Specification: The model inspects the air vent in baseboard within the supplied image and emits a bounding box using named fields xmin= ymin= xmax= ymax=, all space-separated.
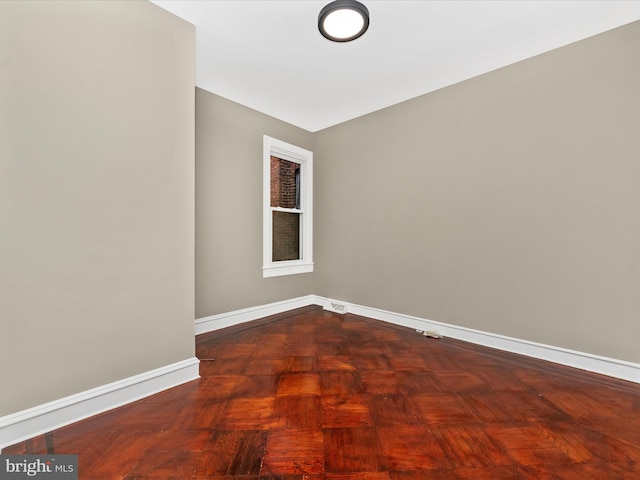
xmin=325 ymin=301 xmax=348 ymax=314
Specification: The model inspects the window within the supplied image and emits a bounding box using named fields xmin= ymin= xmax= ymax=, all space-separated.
xmin=263 ymin=136 xmax=313 ymax=277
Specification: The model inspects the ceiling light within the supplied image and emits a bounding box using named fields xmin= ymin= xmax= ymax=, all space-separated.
xmin=318 ymin=0 xmax=369 ymax=42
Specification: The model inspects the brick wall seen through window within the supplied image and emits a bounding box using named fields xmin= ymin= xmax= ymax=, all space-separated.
xmin=271 ymin=156 xmax=301 ymax=261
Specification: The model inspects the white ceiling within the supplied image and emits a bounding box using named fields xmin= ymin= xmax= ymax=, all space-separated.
xmin=152 ymin=1 xmax=640 ymax=132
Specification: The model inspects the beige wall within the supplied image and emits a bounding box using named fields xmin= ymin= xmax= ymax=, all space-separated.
xmin=195 ymin=89 xmax=314 ymax=317
xmin=3 ymin=2 xmax=636 ymax=420
xmin=314 ymin=21 xmax=640 ymax=363
xmin=0 ymin=1 xmax=195 ymax=415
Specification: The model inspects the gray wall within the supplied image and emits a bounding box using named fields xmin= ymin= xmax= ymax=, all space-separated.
xmin=0 ymin=1 xmax=195 ymax=415
xmin=314 ymin=21 xmax=640 ymax=363
xmin=195 ymin=90 xmax=314 ymax=317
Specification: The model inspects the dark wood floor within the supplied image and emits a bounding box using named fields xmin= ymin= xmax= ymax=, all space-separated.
xmin=4 ymin=306 xmax=640 ymax=479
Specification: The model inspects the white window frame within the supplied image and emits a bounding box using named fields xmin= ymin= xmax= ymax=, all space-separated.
xmin=263 ymin=135 xmax=313 ymax=278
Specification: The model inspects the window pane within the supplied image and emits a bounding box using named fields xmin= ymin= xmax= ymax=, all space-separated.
xmin=272 ymin=211 xmax=300 ymax=261
xmin=270 ymin=156 xmax=300 ymax=208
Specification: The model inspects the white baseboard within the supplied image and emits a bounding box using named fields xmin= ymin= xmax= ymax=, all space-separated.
xmin=0 ymin=357 xmax=200 ymax=451
xmin=197 ymin=295 xmax=640 ymax=385
xmin=194 ymin=295 xmax=322 ymax=335
xmin=343 ymin=300 xmax=640 ymax=384
xmin=4 ymin=298 xmax=635 ymax=451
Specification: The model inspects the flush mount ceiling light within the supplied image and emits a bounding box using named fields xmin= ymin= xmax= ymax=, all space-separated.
xmin=318 ymin=0 xmax=369 ymax=42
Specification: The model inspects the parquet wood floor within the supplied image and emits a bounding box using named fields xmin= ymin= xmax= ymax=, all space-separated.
xmin=4 ymin=306 xmax=640 ymax=479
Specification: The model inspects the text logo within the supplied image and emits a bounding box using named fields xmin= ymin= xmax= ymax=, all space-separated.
xmin=0 ymin=455 xmax=77 ymax=480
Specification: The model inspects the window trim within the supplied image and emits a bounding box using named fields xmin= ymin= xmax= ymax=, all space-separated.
xmin=263 ymin=135 xmax=313 ymax=278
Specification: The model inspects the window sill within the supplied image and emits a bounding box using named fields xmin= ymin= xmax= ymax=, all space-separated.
xmin=263 ymin=261 xmax=314 ymax=278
